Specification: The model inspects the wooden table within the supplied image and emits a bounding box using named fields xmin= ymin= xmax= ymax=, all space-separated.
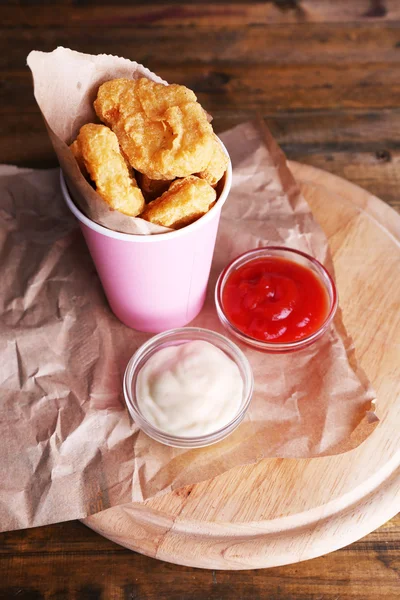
xmin=1 ymin=1 xmax=399 ymax=597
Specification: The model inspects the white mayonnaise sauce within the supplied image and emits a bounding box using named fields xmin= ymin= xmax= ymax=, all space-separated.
xmin=136 ymin=340 xmax=243 ymax=437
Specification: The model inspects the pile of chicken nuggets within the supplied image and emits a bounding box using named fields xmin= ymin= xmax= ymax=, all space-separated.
xmin=70 ymin=78 xmax=228 ymax=229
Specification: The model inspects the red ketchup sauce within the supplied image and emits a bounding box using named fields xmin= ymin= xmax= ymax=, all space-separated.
xmin=222 ymin=256 xmax=330 ymax=344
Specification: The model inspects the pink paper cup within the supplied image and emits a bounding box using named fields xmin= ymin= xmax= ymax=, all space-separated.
xmin=60 ymin=142 xmax=232 ymax=333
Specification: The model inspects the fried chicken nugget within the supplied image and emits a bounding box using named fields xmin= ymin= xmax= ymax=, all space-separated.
xmin=70 ymin=139 xmax=88 ymax=176
xmin=71 ymin=123 xmax=145 ymax=217
xmin=140 ymin=176 xmax=216 ymax=229
xmin=94 ymin=78 xmax=214 ymax=180
xmin=136 ymin=172 xmax=172 ymax=202
xmin=198 ymin=134 xmax=229 ymax=187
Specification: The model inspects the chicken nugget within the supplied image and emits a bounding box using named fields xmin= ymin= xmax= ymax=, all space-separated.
xmin=198 ymin=134 xmax=228 ymax=187
xmin=140 ymin=176 xmax=216 ymax=229
xmin=136 ymin=172 xmax=172 ymax=202
xmin=94 ymin=78 xmax=214 ymax=180
xmin=70 ymin=123 xmax=145 ymax=217
xmin=70 ymin=139 xmax=88 ymax=177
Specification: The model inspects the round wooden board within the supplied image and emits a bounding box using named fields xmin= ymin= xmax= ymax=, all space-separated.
xmin=83 ymin=163 xmax=400 ymax=570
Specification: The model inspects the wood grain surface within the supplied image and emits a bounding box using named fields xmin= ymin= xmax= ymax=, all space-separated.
xmin=82 ymin=162 xmax=400 ymax=570
xmin=1 ymin=0 xmax=399 ymax=597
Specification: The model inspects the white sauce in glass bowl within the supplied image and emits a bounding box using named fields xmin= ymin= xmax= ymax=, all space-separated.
xmin=136 ymin=340 xmax=243 ymax=437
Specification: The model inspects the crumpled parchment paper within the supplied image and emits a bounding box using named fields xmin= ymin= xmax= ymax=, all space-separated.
xmin=0 ymin=120 xmax=377 ymax=533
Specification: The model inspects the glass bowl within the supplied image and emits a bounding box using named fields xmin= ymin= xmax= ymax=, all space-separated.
xmin=215 ymin=246 xmax=338 ymax=353
xmin=123 ymin=327 xmax=254 ymax=448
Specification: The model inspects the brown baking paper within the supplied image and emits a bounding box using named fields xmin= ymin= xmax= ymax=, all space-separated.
xmin=0 ymin=120 xmax=377 ymax=532
xmin=27 ymin=47 xmax=171 ymax=234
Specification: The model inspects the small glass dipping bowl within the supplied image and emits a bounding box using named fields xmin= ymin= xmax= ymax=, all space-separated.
xmin=215 ymin=246 xmax=338 ymax=353
xmin=123 ymin=327 xmax=254 ymax=448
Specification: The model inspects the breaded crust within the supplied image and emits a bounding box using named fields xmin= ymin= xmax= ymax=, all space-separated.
xmin=94 ymin=78 xmax=214 ymax=180
xmin=71 ymin=123 xmax=145 ymax=217
xmin=140 ymin=176 xmax=216 ymax=229
xmin=70 ymin=139 xmax=88 ymax=176
xmin=198 ymin=134 xmax=229 ymax=187
xmin=136 ymin=172 xmax=172 ymax=202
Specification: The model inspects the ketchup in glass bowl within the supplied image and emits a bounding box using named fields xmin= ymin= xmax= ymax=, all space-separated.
xmin=215 ymin=247 xmax=338 ymax=353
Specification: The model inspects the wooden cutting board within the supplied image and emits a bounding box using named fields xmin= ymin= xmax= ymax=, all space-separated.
xmin=83 ymin=162 xmax=400 ymax=570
